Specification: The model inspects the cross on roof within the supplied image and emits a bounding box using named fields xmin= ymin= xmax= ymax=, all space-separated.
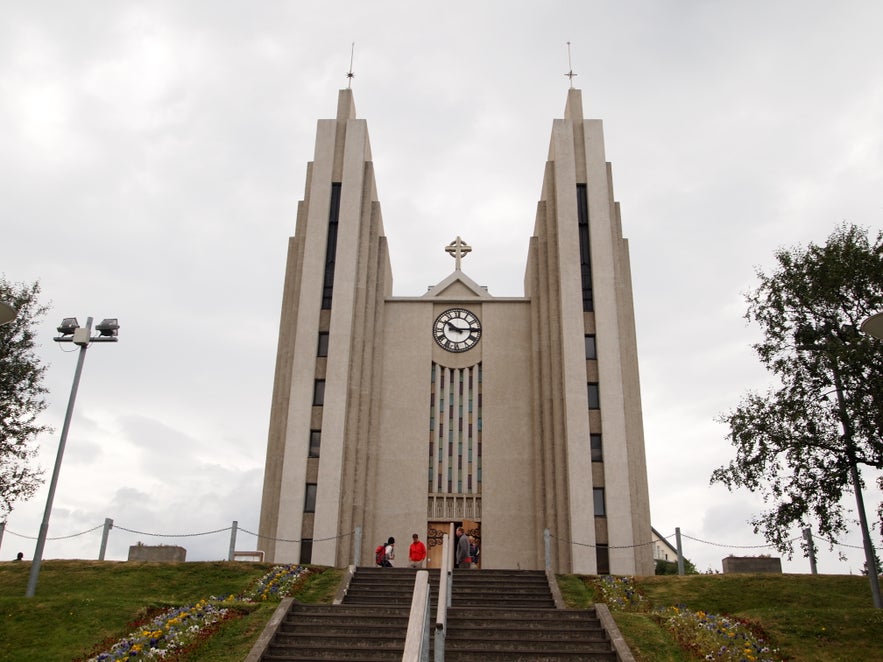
xmin=445 ymin=236 xmax=472 ymax=271
xmin=565 ymin=41 xmax=577 ymax=88
xmin=346 ymin=42 xmax=355 ymax=89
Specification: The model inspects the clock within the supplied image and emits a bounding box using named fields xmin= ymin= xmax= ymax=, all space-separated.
xmin=433 ymin=308 xmax=481 ymax=352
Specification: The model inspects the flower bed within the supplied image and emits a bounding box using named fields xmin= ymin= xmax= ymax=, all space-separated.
xmin=86 ymin=564 xmax=315 ymax=660
xmin=88 ymin=600 xmax=231 ymax=661
xmin=237 ymin=563 xmax=313 ymax=602
xmin=592 ymin=575 xmax=782 ymax=662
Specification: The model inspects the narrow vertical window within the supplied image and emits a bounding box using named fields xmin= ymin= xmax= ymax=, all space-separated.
xmin=313 ymin=380 xmax=325 ymax=406
xmin=299 ymin=538 xmax=313 ymax=564
xmin=304 ymin=483 xmax=317 ymax=512
xmin=584 ymin=334 xmax=597 ymax=359
xmin=587 ymin=383 xmax=600 ymax=409
xmin=590 ymin=434 xmax=603 ymax=462
xmin=593 ymin=488 xmax=606 ymax=517
xmin=577 ymin=184 xmax=594 ymax=312
xmin=309 ymin=430 xmax=321 ymax=458
xmin=317 ymin=332 xmax=330 ymax=357
xmin=321 ymin=183 xmax=342 ymax=309
xmin=596 ymin=544 xmax=610 ymax=574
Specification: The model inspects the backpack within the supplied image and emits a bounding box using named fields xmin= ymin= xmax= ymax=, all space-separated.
xmin=375 ymin=544 xmax=386 ymax=565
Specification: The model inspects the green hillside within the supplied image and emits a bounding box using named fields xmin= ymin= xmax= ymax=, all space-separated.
xmin=1 ymin=561 xmax=881 ymax=661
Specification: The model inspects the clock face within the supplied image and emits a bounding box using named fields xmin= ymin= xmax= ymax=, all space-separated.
xmin=433 ymin=308 xmax=481 ymax=353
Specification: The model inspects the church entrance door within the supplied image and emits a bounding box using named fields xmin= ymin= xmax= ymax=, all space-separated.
xmin=426 ymin=522 xmax=453 ymax=569
xmin=426 ymin=519 xmax=481 ymax=569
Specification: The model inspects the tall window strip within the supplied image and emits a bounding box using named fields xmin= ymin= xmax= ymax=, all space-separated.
xmin=321 ymin=183 xmax=342 ymax=310
xmin=429 ymin=362 xmax=482 ymax=496
xmin=576 ymin=184 xmax=594 ymax=312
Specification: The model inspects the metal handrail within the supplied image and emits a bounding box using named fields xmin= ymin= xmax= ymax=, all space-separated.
xmin=402 ymin=570 xmax=431 ymax=661
xmin=434 ymin=533 xmax=451 ymax=662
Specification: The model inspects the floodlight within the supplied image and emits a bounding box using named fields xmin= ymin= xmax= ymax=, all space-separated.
xmin=0 ymin=301 xmax=17 ymax=326
xmin=95 ymin=318 xmax=119 ymax=337
xmin=56 ymin=318 xmax=80 ymax=335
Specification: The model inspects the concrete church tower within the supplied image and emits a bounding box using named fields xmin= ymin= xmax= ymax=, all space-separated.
xmin=258 ymin=88 xmax=654 ymax=575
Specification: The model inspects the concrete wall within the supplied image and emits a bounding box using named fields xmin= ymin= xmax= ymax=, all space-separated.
xmin=722 ymin=556 xmax=783 ymax=574
xmin=128 ymin=545 xmax=186 ymax=562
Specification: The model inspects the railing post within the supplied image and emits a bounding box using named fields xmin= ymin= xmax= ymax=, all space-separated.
xmin=675 ymin=527 xmax=685 ymax=576
xmin=544 ymin=528 xmax=552 ymax=571
xmin=435 ymin=533 xmax=450 ymax=662
xmin=354 ymin=526 xmax=362 ymax=567
xmin=228 ymin=521 xmax=238 ymax=561
xmin=98 ymin=518 xmax=113 ymax=561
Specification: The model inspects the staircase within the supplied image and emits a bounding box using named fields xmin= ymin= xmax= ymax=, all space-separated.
xmin=255 ymin=567 xmax=621 ymax=661
xmin=444 ymin=569 xmax=617 ymax=661
xmin=258 ymin=567 xmax=423 ymax=660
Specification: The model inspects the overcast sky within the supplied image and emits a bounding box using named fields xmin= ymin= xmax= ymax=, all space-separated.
xmin=2 ymin=1 xmax=881 ymax=576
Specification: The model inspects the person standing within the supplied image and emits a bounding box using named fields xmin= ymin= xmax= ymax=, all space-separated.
xmin=408 ymin=533 xmax=427 ymax=568
xmin=383 ymin=536 xmax=396 ymax=567
xmin=455 ymin=527 xmax=471 ymax=569
xmin=469 ymin=536 xmax=479 ymax=569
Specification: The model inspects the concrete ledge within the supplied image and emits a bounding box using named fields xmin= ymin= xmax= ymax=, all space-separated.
xmin=333 ymin=564 xmax=356 ymax=605
xmin=595 ymin=603 xmax=636 ymax=662
xmin=547 ymin=568 xmax=566 ymax=610
xmin=243 ymin=597 xmax=293 ymax=662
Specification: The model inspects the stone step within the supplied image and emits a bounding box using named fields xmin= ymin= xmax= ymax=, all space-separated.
xmin=272 ymin=632 xmax=406 ymax=649
xmin=442 ymin=652 xmax=618 ymax=662
xmin=286 ymin=604 xmax=410 ymax=619
xmin=449 ymin=607 xmax=599 ymax=621
xmin=451 ymin=597 xmax=555 ymax=609
xmin=342 ymin=595 xmax=422 ymax=606
xmin=446 ymin=618 xmax=602 ymax=631
xmin=446 ymin=627 xmax=610 ymax=650
xmin=279 ymin=618 xmax=408 ymax=633
xmin=445 ymin=639 xmax=616 ymax=654
xmin=262 ymin=648 xmax=403 ymax=661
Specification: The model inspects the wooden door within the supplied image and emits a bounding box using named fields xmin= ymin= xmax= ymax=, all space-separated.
xmin=426 ymin=522 xmax=453 ymax=569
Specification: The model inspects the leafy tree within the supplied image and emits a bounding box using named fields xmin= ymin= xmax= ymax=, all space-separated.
xmin=711 ymin=224 xmax=883 ymax=563
xmin=0 ymin=277 xmax=50 ymax=518
xmin=655 ymin=557 xmax=698 ymax=575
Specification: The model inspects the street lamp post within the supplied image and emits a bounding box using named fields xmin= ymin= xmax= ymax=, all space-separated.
xmin=25 ymin=316 xmax=119 ymax=598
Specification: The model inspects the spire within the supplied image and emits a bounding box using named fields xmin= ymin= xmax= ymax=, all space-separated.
xmin=336 ymin=88 xmax=357 ymax=121
xmin=563 ymin=87 xmax=584 ymax=122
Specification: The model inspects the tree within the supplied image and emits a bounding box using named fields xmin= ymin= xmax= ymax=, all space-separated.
xmin=655 ymin=557 xmax=698 ymax=575
xmin=0 ymin=277 xmax=50 ymax=518
xmin=711 ymin=224 xmax=883 ymax=566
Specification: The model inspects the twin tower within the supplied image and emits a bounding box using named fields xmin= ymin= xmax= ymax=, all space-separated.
xmin=258 ymin=88 xmax=654 ymax=575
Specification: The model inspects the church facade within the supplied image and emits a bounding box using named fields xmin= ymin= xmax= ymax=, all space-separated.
xmin=258 ymin=88 xmax=654 ymax=575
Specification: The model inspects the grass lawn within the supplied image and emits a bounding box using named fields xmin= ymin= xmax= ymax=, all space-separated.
xmin=560 ymin=572 xmax=883 ymax=662
xmin=0 ymin=560 xmax=342 ymax=662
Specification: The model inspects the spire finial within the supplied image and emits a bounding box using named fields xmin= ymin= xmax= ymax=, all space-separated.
xmin=445 ymin=236 xmax=472 ymax=271
xmin=346 ymin=42 xmax=355 ymax=88
xmin=565 ymin=41 xmax=577 ymax=88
